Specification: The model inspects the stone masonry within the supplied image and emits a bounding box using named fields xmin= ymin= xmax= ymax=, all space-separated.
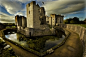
xmin=46 ymin=14 xmax=64 ymax=26
xmin=15 ymin=1 xmax=55 ymax=37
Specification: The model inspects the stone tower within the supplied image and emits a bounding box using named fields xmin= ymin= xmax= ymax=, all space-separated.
xmin=22 ymin=16 xmax=27 ymax=27
xmin=50 ymin=14 xmax=56 ymax=26
xmin=56 ymin=15 xmax=64 ymax=24
xmin=15 ymin=15 xmax=19 ymax=25
xmin=26 ymin=1 xmax=41 ymax=29
xmin=15 ymin=15 xmax=22 ymax=26
xmin=48 ymin=14 xmax=64 ymax=26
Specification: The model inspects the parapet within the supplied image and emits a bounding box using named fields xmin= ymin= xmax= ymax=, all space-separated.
xmin=51 ymin=14 xmax=56 ymax=15
xmin=40 ymin=7 xmax=44 ymax=9
xmin=56 ymin=14 xmax=64 ymax=17
xmin=30 ymin=1 xmax=36 ymax=5
xmin=50 ymin=14 xmax=56 ymax=17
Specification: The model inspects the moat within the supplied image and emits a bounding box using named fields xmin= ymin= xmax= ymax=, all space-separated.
xmin=4 ymin=30 xmax=65 ymax=53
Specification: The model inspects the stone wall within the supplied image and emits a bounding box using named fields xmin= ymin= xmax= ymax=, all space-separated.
xmin=59 ymin=24 xmax=86 ymax=57
xmin=17 ymin=25 xmax=55 ymax=37
xmin=32 ymin=28 xmax=54 ymax=36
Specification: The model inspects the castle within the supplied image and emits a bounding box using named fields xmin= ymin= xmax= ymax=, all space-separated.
xmin=15 ymin=1 xmax=64 ymax=37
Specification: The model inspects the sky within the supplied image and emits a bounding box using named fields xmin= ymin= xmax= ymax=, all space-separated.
xmin=0 ymin=0 xmax=86 ymax=23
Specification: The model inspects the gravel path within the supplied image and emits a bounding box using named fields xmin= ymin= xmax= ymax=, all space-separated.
xmin=5 ymin=40 xmax=38 ymax=57
xmin=45 ymin=30 xmax=83 ymax=57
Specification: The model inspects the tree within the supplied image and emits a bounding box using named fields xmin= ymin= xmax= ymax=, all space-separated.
xmin=84 ymin=18 xmax=86 ymax=21
xmin=84 ymin=18 xmax=86 ymax=24
xmin=73 ymin=17 xmax=79 ymax=24
xmin=64 ymin=19 xmax=70 ymax=24
xmin=70 ymin=20 xmax=76 ymax=24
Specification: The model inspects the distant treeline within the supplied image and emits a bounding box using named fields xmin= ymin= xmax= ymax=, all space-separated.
xmin=2 ymin=23 xmax=15 ymax=26
xmin=0 ymin=23 xmax=16 ymax=30
xmin=0 ymin=23 xmax=6 ymax=30
xmin=64 ymin=17 xmax=86 ymax=24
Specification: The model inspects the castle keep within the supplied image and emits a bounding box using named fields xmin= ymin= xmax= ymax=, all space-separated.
xmin=26 ymin=1 xmax=46 ymax=29
xmin=15 ymin=1 xmax=64 ymax=37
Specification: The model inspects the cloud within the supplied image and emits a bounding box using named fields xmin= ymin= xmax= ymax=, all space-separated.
xmin=15 ymin=12 xmax=24 ymax=16
xmin=37 ymin=0 xmax=57 ymax=2
xmin=42 ymin=0 xmax=85 ymax=16
xmin=17 ymin=0 xmax=30 ymax=3
xmin=0 ymin=0 xmax=27 ymax=23
xmin=0 ymin=0 xmax=23 ymax=14
xmin=0 ymin=12 xmax=15 ymax=23
xmin=58 ymin=3 xmax=85 ymax=14
xmin=0 ymin=0 xmax=85 ymax=23
xmin=0 ymin=19 xmax=15 ymax=23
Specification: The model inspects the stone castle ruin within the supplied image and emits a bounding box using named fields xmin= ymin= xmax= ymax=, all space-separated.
xmin=15 ymin=1 xmax=64 ymax=37
xmin=46 ymin=14 xmax=64 ymax=26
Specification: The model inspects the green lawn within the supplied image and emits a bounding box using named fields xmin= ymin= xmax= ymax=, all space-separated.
xmin=79 ymin=24 xmax=86 ymax=28
xmin=74 ymin=24 xmax=86 ymax=28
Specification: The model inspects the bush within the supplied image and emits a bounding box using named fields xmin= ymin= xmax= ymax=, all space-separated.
xmin=6 ymin=26 xmax=10 ymax=29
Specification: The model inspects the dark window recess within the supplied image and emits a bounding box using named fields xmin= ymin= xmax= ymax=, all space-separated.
xmin=29 ymin=32 xmax=31 ymax=37
xmin=56 ymin=18 xmax=57 ymax=23
xmin=51 ymin=17 xmax=52 ymax=21
xmin=47 ymin=21 xmax=49 ymax=23
xmin=60 ymin=20 xmax=61 ymax=23
xmin=29 ymin=11 xmax=30 ymax=14
xmin=29 ymin=4 xmax=30 ymax=6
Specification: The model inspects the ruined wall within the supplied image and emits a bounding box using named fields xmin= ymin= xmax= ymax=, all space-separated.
xmin=61 ymin=16 xmax=64 ymax=23
xmin=40 ymin=7 xmax=46 ymax=24
xmin=18 ymin=16 xmax=22 ymax=26
xmin=56 ymin=15 xmax=61 ymax=24
xmin=15 ymin=15 xmax=27 ymax=27
xmin=59 ymin=24 xmax=86 ymax=57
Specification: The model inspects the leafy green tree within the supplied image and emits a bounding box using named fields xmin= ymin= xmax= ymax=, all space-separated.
xmin=64 ymin=19 xmax=70 ymax=24
xmin=70 ymin=20 xmax=76 ymax=24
